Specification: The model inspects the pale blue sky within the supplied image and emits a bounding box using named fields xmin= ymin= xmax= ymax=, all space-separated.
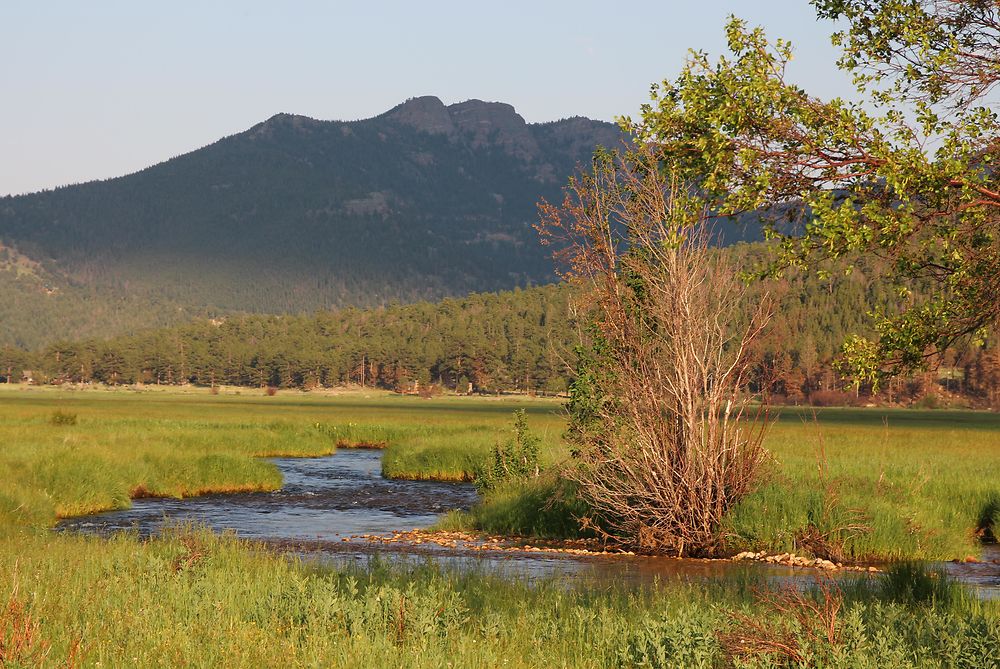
xmin=1 ymin=1 xmax=853 ymax=196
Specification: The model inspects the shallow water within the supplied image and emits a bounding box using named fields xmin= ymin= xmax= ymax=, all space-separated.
xmin=58 ymin=450 xmax=476 ymax=541
xmin=57 ymin=450 xmax=1000 ymax=597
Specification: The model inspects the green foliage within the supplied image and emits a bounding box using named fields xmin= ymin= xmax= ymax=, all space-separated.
xmin=449 ymin=475 xmax=590 ymax=539
xmin=1 ymin=384 xmax=999 ymax=560
xmin=565 ymin=329 xmax=616 ymax=454
xmin=874 ymin=562 xmax=965 ymax=608
xmin=626 ymin=8 xmax=1000 ymax=382
xmin=723 ymin=408 xmax=1000 ymax=561
xmin=0 ymin=267 xmax=202 ymax=350
xmin=2 ymin=527 xmax=996 ymax=668
xmin=20 ymin=284 xmax=579 ymax=395
xmin=474 ymin=410 xmax=541 ymax=493
xmin=12 ymin=244 xmax=998 ymax=407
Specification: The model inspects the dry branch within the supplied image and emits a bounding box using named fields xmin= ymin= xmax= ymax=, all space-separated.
xmin=539 ymin=145 xmax=772 ymax=556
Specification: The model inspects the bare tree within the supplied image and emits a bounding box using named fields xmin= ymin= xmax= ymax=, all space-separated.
xmin=538 ymin=145 xmax=772 ymax=556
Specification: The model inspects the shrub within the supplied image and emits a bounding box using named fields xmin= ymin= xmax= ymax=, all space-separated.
xmin=474 ymin=410 xmax=540 ymax=493
xmin=539 ymin=146 xmax=772 ymax=556
xmin=418 ymin=384 xmax=441 ymax=399
xmin=49 ymin=410 xmax=77 ymax=426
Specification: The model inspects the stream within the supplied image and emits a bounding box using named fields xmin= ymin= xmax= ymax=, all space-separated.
xmin=57 ymin=450 xmax=1000 ymax=598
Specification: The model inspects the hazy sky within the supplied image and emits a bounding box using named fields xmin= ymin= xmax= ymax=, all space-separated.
xmin=1 ymin=1 xmax=854 ymax=196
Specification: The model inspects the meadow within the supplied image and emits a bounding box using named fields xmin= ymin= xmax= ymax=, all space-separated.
xmin=0 ymin=385 xmax=998 ymax=667
xmin=3 ymin=527 xmax=997 ymax=668
xmin=1 ymin=386 xmax=997 ymax=560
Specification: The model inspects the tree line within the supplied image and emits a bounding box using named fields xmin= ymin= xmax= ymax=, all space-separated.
xmin=2 ymin=245 xmax=998 ymax=406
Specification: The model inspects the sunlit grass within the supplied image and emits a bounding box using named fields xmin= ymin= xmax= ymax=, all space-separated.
xmin=445 ymin=405 xmax=1000 ymax=560
xmin=0 ymin=388 xmax=998 ymax=666
xmin=0 ymin=387 xmax=564 ymax=526
xmin=1 ymin=527 xmax=996 ymax=668
xmin=724 ymin=408 xmax=1000 ymax=560
xmin=0 ymin=387 xmax=996 ymax=561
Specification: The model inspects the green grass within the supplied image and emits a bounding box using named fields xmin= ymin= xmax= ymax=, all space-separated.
xmin=1 ymin=387 xmax=997 ymax=560
xmin=0 ymin=387 xmax=997 ymax=666
xmin=443 ymin=406 xmax=1000 ymax=561
xmin=0 ymin=386 xmax=564 ymax=525
xmin=723 ymin=408 xmax=1000 ymax=560
xmin=436 ymin=474 xmax=590 ymax=538
xmin=1 ymin=527 xmax=997 ymax=668
xmin=0 ymin=404 xmax=336 ymax=525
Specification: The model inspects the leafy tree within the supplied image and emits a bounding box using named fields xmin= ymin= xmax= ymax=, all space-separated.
xmin=626 ymin=3 xmax=1000 ymax=384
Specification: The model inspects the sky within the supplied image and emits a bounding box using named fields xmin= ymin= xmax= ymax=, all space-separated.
xmin=0 ymin=1 xmax=855 ymax=196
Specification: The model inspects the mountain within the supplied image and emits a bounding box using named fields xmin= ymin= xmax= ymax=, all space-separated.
xmin=0 ymin=96 xmax=620 ymax=347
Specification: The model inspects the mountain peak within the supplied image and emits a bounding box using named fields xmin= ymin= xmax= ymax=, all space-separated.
xmin=249 ymin=112 xmax=322 ymax=139
xmin=382 ymin=97 xmax=542 ymax=161
xmin=384 ymin=96 xmax=455 ymax=135
xmin=446 ymin=99 xmax=538 ymax=161
xmin=0 ymin=95 xmax=622 ymax=348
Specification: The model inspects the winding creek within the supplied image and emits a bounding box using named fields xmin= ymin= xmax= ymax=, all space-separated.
xmin=58 ymin=449 xmax=1000 ymax=598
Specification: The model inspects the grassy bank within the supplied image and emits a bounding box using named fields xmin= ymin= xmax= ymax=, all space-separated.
xmin=726 ymin=409 xmax=1000 ymax=561
xmin=0 ymin=387 xmax=997 ymax=559
xmin=0 ymin=395 xmax=333 ymax=525
xmin=448 ymin=406 xmax=1000 ymax=561
xmin=2 ymin=528 xmax=997 ymax=668
xmin=0 ymin=386 xmax=561 ymax=526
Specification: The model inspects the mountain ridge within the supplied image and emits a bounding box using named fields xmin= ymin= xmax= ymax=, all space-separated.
xmin=0 ymin=97 xmax=620 ymax=347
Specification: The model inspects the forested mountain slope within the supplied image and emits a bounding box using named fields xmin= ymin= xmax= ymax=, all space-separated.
xmin=0 ymin=97 xmax=621 ymax=347
xmin=8 ymin=246 xmax=996 ymax=406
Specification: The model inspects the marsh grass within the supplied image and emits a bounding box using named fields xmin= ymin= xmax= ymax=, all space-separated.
xmin=723 ymin=409 xmax=1000 ymax=560
xmin=0 ymin=390 xmax=565 ymax=526
xmin=0 ymin=389 xmax=998 ymax=666
xmin=867 ymin=562 xmax=968 ymax=607
xmin=720 ymin=563 xmax=997 ymax=668
xmin=1 ymin=527 xmax=996 ymax=668
xmin=452 ymin=406 xmax=1000 ymax=560
xmin=0 ymin=416 xmax=331 ymax=523
xmin=437 ymin=474 xmax=590 ymax=538
xmin=3 ymin=390 xmax=997 ymax=560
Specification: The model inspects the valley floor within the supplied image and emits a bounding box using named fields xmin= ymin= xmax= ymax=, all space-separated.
xmin=0 ymin=386 xmax=997 ymax=667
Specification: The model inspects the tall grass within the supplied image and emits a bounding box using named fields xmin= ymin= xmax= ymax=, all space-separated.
xmin=2 ymin=389 xmax=996 ymax=559
xmin=724 ymin=409 xmax=1000 ymax=560
xmin=1 ymin=528 xmax=996 ymax=668
xmin=0 ymin=389 xmax=997 ymax=666
xmin=0 ymin=389 xmax=566 ymax=526
xmin=0 ymin=413 xmax=337 ymax=524
xmin=437 ymin=475 xmax=589 ymax=539
xmin=444 ymin=406 xmax=1000 ymax=560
